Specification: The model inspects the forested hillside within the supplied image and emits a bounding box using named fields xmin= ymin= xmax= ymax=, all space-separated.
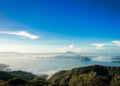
xmin=0 ymin=65 xmax=120 ymax=86
xmin=49 ymin=65 xmax=120 ymax=86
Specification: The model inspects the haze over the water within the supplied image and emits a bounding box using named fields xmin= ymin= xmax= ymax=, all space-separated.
xmin=0 ymin=52 xmax=120 ymax=76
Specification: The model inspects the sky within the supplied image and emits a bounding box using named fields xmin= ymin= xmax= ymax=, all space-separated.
xmin=0 ymin=0 xmax=120 ymax=54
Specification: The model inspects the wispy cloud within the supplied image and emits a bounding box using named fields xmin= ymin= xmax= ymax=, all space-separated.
xmin=58 ymin=44 xmax=74 ymax=52
xmin=112 ymin=41 xmax=120 ymax=46
xmin=57 ymin=44 xmax=84 ymax=53
xmin=91 ymin=43 xmax=105 ymax=49
xmin=0 ymin=31 xmax=39 ymax=39
xmin=91 ymin=40 xmax=120 ymax=49
xmin=91 ymin=43 xmax=112 ymax=49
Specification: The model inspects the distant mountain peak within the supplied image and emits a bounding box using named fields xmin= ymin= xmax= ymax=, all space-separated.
xmin=65 ymin=51 xmax=76 ymax=54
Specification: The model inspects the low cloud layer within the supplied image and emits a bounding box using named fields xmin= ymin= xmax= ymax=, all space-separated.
xmin=91 ymin=41 xmax=120 ymax=49
xmin=58 ymin=44 xmax=74 ymax=52
xmin=112 ymin=41 xmax=120 ymax=46
xmin=58 ymin=40 xmax=120 ymax=53
xmin=91 ymin=43 xmax=112 ymax=49
xmin=0 ymin=31 xmax=39 ymax=39
xmin=57 ymin=44 xmax=83 ymax=53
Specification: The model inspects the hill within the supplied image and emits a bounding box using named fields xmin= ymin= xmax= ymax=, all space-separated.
xmin=49 ymin=65 xmax=120 ymax=86
xmin=65 ymin=51 xmax=76 ymax=54
xmin=0 ymin=65 xmax=120 ymax=86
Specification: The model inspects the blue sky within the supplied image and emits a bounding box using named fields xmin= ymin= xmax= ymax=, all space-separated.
xmin=0 ymin=0 xmax=120 ymax=54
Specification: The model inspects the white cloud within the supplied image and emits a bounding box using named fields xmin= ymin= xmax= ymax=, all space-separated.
xmin=68 ymin=44 xmax=74 ymax=49
xmin=91 ymin=43 xmax=106 ymax=49
xmin=91 ymin=43 xmax=112 ymax=49
xmin=0 ymin=31 xmax=39 ymax=39
xmin=57 ymin=44 xmax=84 ymax=53
xmin=91 ymin=41 xmax=120 ymax=49
xmin=59 ymin=44 xmax=74 ymax=52
xmin=112 ymin=41 xmax=120 ymax=46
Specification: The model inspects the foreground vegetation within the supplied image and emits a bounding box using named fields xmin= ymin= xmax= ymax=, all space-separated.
xmin=0 ymin=65 xmax=120 ymax=86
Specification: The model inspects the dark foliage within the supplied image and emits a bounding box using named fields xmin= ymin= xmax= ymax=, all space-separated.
xmin=49 ymin=65 xmax=120 ymax=86
xmin=0 ymin=65 xmax=120 ymax=86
